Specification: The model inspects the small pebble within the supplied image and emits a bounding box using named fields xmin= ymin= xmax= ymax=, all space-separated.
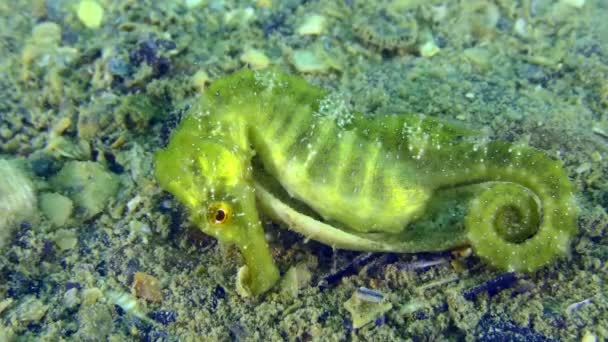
xmin=40 ymin=192 xmax=73 ymax=227
xmin=52 ymin=229 xmax=78 ymax=251
xmin=132 ymin=272 xmax=162 ymax=303
xmin=240 ymin=49 xmax=270 ymax=70
xmin=291 ymin=50 xmax=329 ymax=73
xmin=419 ymin=40 xmax=440 ymax=58
xmin=581 ymin=331 xmax=597 ymax=342
xmin=297 ymin=15 xmax=326 ymax=36
xmin=77 ymin=0 xmax=104 ymax=29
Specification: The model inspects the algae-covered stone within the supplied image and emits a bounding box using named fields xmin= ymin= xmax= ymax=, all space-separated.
xmin=51 ymin=161 xmax=119 ymax=219
xmin=81 ymin=288 xmax=103 ymax=306
xmin=75 ymin=304 xmax=112 ymax=340
xmin=40 ymin=192 xmax=73 ymax=227
xmin=15 ymin=296 xmax=48 ymax=323
xmin=0 ymin=159 xmax=36 ymax=248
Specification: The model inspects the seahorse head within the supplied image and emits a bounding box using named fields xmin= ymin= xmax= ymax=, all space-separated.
xmin=155 ymin=114 xmax=279 ymax=295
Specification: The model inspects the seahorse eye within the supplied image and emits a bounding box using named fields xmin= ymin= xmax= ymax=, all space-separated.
xmin=208 ymin=202 xmax=230 ymax=224
xmin=215 ymin=209 xmax=226 ymax=223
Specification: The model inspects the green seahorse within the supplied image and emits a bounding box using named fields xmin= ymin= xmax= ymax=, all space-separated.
xmin=155 ymin=69 xmax=578 ymax=296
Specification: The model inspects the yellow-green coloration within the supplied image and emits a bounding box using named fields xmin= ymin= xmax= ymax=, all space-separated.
xmin=155 ymin=69 xmax=578 ymax=296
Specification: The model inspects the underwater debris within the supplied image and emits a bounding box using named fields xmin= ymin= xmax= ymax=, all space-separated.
xmin=463 ymin=272 xmax=519 ymax=300
xmin=318 ymin=253 xmax=379 ymax=289
xmin=397 ymin=256 xmax=450 ymax=272
xmin=565 ymin=296 xmax=595 ymax=315
xmin=344 ymin=287 xmax=393 ymax=329
xmin=106 ymin=290 xmax=148 ymax=320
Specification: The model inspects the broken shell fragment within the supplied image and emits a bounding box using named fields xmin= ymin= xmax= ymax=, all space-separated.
xmin=344 ymin=287 xmax=393 ymax=329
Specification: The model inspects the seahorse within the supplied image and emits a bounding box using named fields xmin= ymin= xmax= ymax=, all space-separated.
xmin=155 ymin=69 xmax=578 ymax=296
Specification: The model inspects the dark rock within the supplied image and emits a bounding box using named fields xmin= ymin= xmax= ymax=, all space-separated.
xmin=108 ymin=58 xmax=131 ymax=76
xmin=125 ymin=259 xmax=140 ymax=285
xmin=15 ymin=221 xmax=33 ymax=248
xmin=30 ymin=155 xmax=60 ymax=177
xmin=95 ymin=260 xmax=107 ymax=276
xmin=317 ymin=311 xmax=329 ymax=324
xmin=148 ymin=310 xmax=177 ymax=325
xmin=40 ymin=240 xmax=55 ymax=261
xmin=7 ymin=271 xmax=43 ymax=297
xmin=129 ymin=39 xmax=172 ymax=77
xmin=103 ymin=152 xmax=124 ymax=174
xmin=65 ymin=282 xmax=82 ymax=290
xmin=317 ymin=252 xmax=379 ymax=290
xmin=211 ymin=285 xmax=226 ymax=310
xmin=144 ymin=330 xmax=169 ymax=342
xmin=130 ymin=40 xmax=158 ymax=66
xmin=114 ymin=304 xmax=126 ymax=316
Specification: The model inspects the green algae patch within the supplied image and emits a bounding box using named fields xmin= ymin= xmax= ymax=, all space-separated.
xmin=51 ymin=161 xmax=119 ymax=219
